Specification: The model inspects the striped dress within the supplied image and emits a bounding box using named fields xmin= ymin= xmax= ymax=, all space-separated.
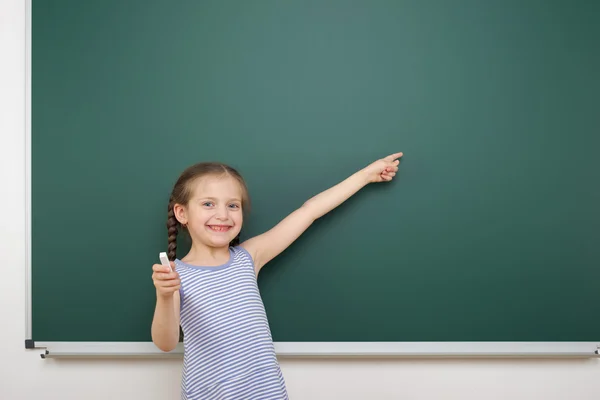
xmin=175 ymin=246 xmax=288 ymax=400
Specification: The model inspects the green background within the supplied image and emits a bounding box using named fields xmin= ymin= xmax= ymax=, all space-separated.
xmin=32 ymin=0 xmax=599 ymax=342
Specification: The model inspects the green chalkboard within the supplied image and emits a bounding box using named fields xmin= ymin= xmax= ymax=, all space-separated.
xmin=32 ymin=0 xmax=600 ymax=344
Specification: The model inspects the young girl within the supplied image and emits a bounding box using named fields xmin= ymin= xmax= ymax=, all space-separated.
xmin=151 ymin=152 xmax=402 ymax=400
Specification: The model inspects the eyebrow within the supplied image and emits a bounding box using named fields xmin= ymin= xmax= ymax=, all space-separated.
xmin=198 ymin=197 xmax=241 ymax=202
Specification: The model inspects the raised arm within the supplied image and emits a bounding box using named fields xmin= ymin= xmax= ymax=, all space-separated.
xmin=240 ymin=152 xmax=402 ymax=273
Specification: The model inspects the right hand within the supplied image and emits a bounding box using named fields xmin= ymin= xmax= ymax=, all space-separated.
xmin=152 ymin=261 xmax=180 ymax=298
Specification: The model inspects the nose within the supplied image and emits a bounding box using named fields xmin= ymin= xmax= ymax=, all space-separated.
xmin=215 ymin=204 xmax=229 ymax=220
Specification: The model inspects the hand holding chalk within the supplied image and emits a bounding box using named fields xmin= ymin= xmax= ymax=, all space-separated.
xmin=152 ymin=252 xmax=179 ymax=298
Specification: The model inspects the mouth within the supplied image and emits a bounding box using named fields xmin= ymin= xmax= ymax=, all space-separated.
xmin=207 ymin=225 xmax=232 ymax=233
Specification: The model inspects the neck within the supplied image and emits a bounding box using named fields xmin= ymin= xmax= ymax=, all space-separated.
xmin=182 ymin=241 xmax=231 ymax=267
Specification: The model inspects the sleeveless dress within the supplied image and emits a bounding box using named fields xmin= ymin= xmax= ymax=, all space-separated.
xmin=175 ymin=246 xmax=288 ymax=400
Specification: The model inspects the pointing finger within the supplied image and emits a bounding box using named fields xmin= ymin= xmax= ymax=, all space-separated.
xmin=384 ymin=152 xmax=403 ymax=162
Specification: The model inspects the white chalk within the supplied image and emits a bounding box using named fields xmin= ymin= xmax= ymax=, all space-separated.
xmin=159 ymin=252 xmax=172 ymax=272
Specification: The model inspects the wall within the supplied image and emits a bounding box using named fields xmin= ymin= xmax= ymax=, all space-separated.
xmin=1 ymin=1 xmax=598 ymax=399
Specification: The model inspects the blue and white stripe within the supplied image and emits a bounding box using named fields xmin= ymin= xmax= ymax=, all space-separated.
xmin=176 ymin=246 xmax=288 ymax=400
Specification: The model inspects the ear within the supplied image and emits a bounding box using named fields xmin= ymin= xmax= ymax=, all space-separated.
xmin=173 ymin=203 xmax=188 ymax=226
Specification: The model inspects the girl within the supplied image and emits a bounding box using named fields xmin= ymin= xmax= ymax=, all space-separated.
xmin=151 ymin=152 xmax=403 ymax=400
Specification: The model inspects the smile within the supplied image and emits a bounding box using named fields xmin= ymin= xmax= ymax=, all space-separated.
xmin=207 ymin=225 xmax=232 ymax=232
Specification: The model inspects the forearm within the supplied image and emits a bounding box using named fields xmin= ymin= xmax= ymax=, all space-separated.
xmin=151 ymin=294 xmax=179 ymax=352
xmin=302 ymin=168 xmax=370 ymax=220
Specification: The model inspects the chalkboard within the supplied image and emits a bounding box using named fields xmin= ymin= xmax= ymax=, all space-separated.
xmin=31 ymin=0 xmax=600 ymax=350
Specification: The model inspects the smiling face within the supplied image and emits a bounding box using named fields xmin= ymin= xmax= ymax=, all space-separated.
xmin=174 ymin=174 xmax=244 ymax=248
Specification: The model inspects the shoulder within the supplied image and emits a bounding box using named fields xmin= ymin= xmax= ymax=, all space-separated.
xmin=232 ymin=245 xmax=258 ymax=274
xmin=231 ymin=245 xmax=253 ymax=262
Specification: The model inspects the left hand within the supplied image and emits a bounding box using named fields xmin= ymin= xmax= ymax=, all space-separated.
xmin=363 ymin=152 xmax=403 ymax=183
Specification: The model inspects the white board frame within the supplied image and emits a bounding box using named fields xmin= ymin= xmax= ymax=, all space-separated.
xmin=23 ymin=0 xmax=600 ymax=360
xmin=33 ymin=341 xmax=600 ymax=359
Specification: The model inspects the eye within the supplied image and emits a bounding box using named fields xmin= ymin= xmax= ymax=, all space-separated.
xmin=228 ymin=203 xmax=240 ymax=209
xmin=202 ymin=201 xmax=214 ymax=207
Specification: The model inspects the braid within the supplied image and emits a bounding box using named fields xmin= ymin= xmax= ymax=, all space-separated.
xmin=167 ymin=196 xmax=178 ymax=261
